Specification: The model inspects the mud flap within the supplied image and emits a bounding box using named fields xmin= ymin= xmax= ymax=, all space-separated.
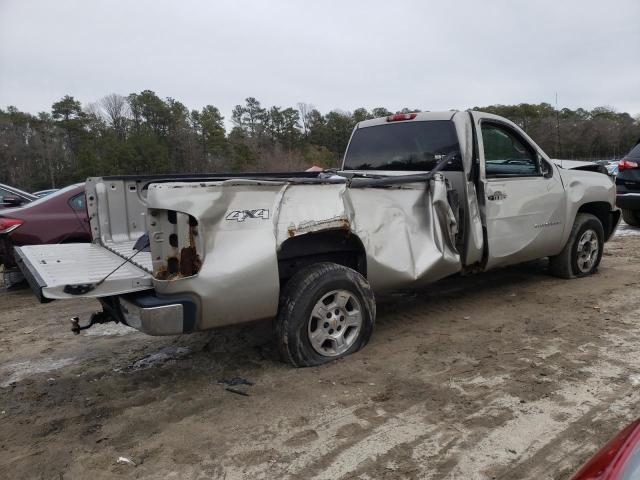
xmin=15 ymin=243 xmax=153 ymax=301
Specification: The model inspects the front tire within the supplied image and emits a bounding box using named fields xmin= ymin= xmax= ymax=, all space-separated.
xmin=549 ymin=213 xmax=604 ymax=279
xmin=275 ymin=262 xmax=376 ymax=367
xmin=622 ymin=208 xmax=640 ymax=227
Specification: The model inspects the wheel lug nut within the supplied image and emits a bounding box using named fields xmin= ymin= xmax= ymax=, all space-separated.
xmin=323 ymin=322 xmax=329 ymax=328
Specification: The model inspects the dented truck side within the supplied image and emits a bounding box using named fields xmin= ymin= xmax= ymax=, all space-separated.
xmin=15 ymin=111 xmax=620 ymax=366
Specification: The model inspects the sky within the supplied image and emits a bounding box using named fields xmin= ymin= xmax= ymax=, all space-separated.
xmin=1 ymin=0 xmax=639 ymax=120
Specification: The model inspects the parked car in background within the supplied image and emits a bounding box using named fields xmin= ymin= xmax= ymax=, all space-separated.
xmin=33 ymin=188 xmax=60 ymax=197
xmin=615 ymin=140 xmax=640 ymax=226
xmin=0 ymin=183 xmax=90 ymax=286
xmin=572 ymin=417 xmax=640 ymax=480
xmin=0 ymin=183 xmax=38 ymax=209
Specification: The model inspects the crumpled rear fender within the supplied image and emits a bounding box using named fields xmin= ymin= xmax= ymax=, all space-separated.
xmin=145 ymin=175 xmax=461 ymax=330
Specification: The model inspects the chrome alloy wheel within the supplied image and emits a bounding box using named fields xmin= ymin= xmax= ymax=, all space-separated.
xmin=576 ymin=229 xmax=599 ymax=273
xmin=307 ymin=289 xmax=363 ymax=357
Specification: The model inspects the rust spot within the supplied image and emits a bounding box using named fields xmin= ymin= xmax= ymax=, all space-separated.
xmin=179 ymin=246 xmax=202 ymax=277
xmin=154 ymin=265 xmax=168 ymax=280
xmin=287 ymin=217 xmax=350 ymax=238
xmin=153 ymin=212 xmax=202 ymax=280
xmin=167 ymin=257 xmax=179 ymax=274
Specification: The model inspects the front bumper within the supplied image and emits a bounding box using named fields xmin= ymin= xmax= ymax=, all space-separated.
xmin=116 ymin=292 xmax=198 ymax=335
xmin=616 ymin=193 xmax=640 ymax=210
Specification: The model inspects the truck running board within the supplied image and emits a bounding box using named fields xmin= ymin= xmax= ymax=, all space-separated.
xmin=15 ymin=243 xmax=153 ymax=301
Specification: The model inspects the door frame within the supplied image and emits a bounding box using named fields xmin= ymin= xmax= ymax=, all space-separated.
xmin=469 ymin=111 xmax=561 ymax=269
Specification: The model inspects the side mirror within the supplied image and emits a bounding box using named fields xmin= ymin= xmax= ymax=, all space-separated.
xmin=539 ymin=158 xmax=553 ymax=178
xmin=2 ymin=195 xmax=24 ymax=207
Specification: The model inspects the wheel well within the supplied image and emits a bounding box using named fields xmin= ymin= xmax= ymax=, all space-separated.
xmin=577 ymin=202 xmax=614 ymax=241
xmin=277 ymin=230 xmax=367 ymax=282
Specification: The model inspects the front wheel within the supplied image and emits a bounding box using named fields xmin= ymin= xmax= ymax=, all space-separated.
xmin=275 ymin=262 xmax=376 ymax=367
xmin=549 ymin=213 xmax=604 ymax=279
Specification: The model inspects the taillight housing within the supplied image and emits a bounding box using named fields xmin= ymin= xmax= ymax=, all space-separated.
xmin=387 ymin=113 xmax=417 ymax=122
xmin=618 ymin=159 xmax=638 ymax=171
xmin=0 ymin=217 xmax=24 ymax=234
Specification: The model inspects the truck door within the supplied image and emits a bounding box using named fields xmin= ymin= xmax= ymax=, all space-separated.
xmin=472 ymin=114 xmax=565 ymax=269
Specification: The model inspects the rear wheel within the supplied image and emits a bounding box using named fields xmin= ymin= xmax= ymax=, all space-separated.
xmin=622 ymin=208 xmax=640 ymax=227
xmin=549 ymin=213 xmax=604 ymax=279
xmin=275 ymin=262 xmax=376 ymax=367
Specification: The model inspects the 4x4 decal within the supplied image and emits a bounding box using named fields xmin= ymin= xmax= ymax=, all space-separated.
xmin=225 ymin=209 xmax=270 ymax=222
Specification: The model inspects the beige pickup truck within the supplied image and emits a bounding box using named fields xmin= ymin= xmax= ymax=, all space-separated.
xmin=16 ymin=110 xmax=620 ymax=366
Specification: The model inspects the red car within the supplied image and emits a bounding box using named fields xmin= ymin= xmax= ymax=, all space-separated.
xmin=0 ymin=184 xmax=91 ymax=274
xmin=572 ymin=418 xmax=640 ymax=480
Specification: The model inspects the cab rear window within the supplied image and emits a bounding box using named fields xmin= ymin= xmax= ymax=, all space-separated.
xmin=343 ymin=120 xmax=461 ymax=171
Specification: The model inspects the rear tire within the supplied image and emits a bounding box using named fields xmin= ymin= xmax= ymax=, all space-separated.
xmin=275 ymin=262 xmax=376 ymax=367
xmin=549 ymin=213 xmax=604 ymax=279
xmin=622 ymin=208 xmax=640 ymax=227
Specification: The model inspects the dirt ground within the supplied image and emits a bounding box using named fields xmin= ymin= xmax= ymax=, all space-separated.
xmin=2 ymin=227 xmax=640 ymax=480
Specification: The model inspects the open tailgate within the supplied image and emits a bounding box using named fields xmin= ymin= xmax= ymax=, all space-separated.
xmin=15 ymin=243 xmax=153 ymax=302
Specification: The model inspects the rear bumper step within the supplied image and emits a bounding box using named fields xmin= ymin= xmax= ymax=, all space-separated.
xmin=117 ymin=292 xmax=198 ymax=335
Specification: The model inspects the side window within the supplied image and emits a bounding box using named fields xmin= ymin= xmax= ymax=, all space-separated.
xmin=69 ymin=193 xmax=85 ymax=211
xmin=481 ymin=123 xmax=539 ymax=177
xmin=0 ymin=187 xmax=9 ymax=204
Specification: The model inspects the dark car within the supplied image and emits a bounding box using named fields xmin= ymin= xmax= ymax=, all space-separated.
xmin=616 ymin=140 xmax=640 ymax=226
xmin=0 ymin=184 xmax=90 ymax=274
xmin=0 ymin=182 xmax=38 ymax=209
xmin=33 ymin=188 xmax=60 ymax=197
xmin=572 ymin=418 xmax=640 ymax=480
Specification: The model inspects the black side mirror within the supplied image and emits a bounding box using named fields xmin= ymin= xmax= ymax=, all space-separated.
xmin=2 ymin=195 xmax=24 ymax=207
xmin=540 ymin=158 xmax=553 ymax=178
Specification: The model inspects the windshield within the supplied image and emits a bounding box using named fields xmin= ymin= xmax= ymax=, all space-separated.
xmin=342 ymin=120 xmax=461 ymax=171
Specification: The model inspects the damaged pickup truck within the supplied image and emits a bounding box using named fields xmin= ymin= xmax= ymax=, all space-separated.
xmin=15 ymin=111 xmax=620 ymax=366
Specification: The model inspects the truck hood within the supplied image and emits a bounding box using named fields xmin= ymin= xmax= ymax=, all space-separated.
xmin=552 ymin=159 xmax=608 ymax=174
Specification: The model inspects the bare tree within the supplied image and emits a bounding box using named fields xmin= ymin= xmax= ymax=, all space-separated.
xmin=297 ymin=102 xmax=314 ymax=136
xmin=84 ymin=101 xmax=102 ymax=118
xmin=99 ymin=93 xmax=130 ymax=138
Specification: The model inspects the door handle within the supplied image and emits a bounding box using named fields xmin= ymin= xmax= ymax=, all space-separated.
xmin=487 ymin=191 xmax=507 ymax=201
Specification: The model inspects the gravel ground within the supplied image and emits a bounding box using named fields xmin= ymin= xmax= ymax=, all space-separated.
xmin=1 ymin=232 xmax=640 ymax=479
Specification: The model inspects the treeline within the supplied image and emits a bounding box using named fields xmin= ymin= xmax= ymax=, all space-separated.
xmin=477 ymin=103 xmax=639 ymax=162
xmin=1 ymin=91 xmax=638 ymax=192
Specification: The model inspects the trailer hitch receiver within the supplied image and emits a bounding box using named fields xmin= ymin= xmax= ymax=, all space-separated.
xmin=70 ymin=311 xmax=115 ymax=335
